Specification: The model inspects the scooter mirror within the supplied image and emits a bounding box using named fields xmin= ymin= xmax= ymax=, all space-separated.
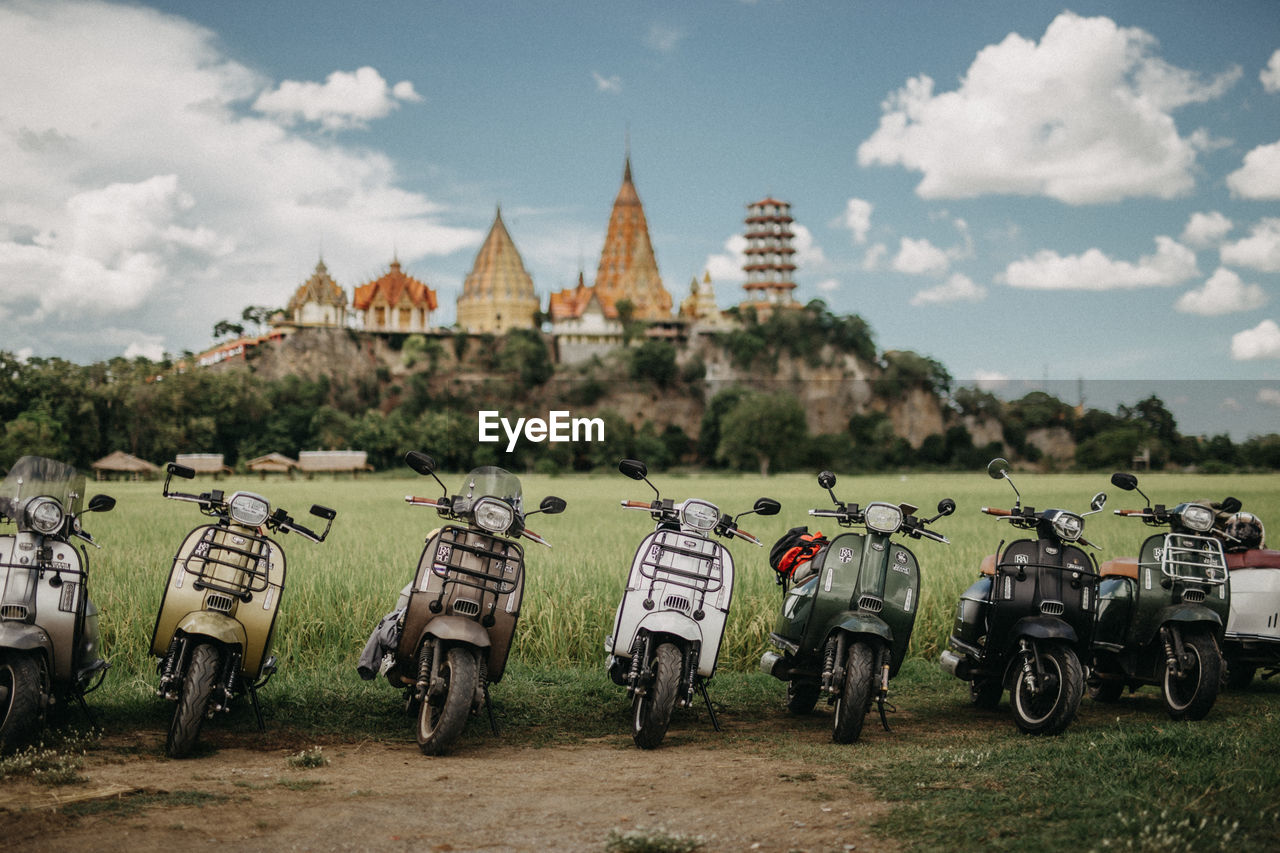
xmin=87 ymin=494 xmax=116 ymax=513
xmin=405 ymin=451 xmax=436 ymax=476
xmin=986 ymin=458 xmax=1010 ymax=480
xmin=817 ymin=471 xmax=836 ymax=490
xmin=618 ymin=459 xmax=648 ymax=481
xmin=167 ymin=462 xmax=196 ymax=480
xmin=1110 ymin=472 xmax=1138 ymax=491
xmin=753 ymin=497 xmax=781 ymax=516
xmin=937 ymin=498 xmax=956 ymax=517
xmin=1221 ymin=496 xmax=1242 ymax=514
xmin=539 ymin=495 xmax=567 ymax=515
xmin=310 ymin=504 xmax=337 ymax=521
xmin=1090 ymin=492 xmax=1107 ymax=512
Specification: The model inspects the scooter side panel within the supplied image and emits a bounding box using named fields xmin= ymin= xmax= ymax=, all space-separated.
xmin=882 ymin=542 xmax=920 ymax=676
xmin=30 ymin=542 xmax=85 ymax=683
xmin=801 ymin=532 xmax=866 ymax=651
xmin=986 ymin=539 xmax=1097 ymax=652
xmin=1094 ymin=576 xmax=1134 ymax=649
xmin=1227 ymin=567 xmax=1280 ymax=641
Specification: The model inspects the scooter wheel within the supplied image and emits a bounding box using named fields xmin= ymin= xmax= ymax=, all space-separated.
xmin=417 ymin=646 xmax=478 ymax=756
xmin=832 ymin=642 xmax=874 ymax=744
xmin=1162 ymin=630 xmax=1221 ymax=721
xmin=632 ymin=642 xmax=681 ymax=750
xmin=0 ymin=653 xmax=46 ymax=755
xmin=166 ymin=643 xmax=220 ymax=759
xmin=1010 ymin=643 xmax=1082 ymax=736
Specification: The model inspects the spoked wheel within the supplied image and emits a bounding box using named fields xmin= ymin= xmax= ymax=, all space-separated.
xmin=832 ymin=641 xmax=875 ymax=744
xmin=418 ymin=646 xmax=479 ymax=756
xmin=1162 ymin=630 xmax=1221 ymax=721
xmin=0 ymin=653 xmax=47 ymax=755
xmin=786 ymin=679 xmax=821 ymax=715
xmin=167 ymin=643 xmax=220 ymax=758
xmin=1010 ymin=643 xmax=1083 ymax=736
xmin=969 ymin=678 xmax=1003 ymax=710
xmin=632 ymin=642 xmax=682 ymax=750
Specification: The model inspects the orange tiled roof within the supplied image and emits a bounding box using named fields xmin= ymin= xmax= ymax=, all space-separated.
xmin=352 ymin=259 xmax=437 ymax=312
xmin=548 ymin=275 xmax=616 ymax=321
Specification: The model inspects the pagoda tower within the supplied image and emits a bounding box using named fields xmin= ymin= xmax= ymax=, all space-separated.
xmin=286 ymin=258 xmax=347 ymax=326
xmin=742 ymin=197 xmax=799 ymax=314
xmin=456 ymin=207 xmax=539 ymax=333
xmin=594 ymin=156 xmax=671 ymax=321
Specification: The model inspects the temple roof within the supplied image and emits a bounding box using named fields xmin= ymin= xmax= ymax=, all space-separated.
xmin=458 ymin=207 xmax=536 ymax=303
xmin=287 ymin=258 xmax=346 ymax=313
xmin=352 ymin=258 xmax=438 ymax=312
xmin=548 ymin=273 xmax=615 ymax=321
xmin=593 ymin=155 xmax=671 ymax=320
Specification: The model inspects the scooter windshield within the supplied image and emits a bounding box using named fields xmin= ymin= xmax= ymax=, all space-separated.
xmin=0 ymin=455 xmax=86 ymax=519
xmin=457 ymin=466 xmax=523 ymax=515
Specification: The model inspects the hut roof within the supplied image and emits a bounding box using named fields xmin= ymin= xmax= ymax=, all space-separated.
xmin=246 ymin=453 xmax=299 ymax=472
xmin=91 ymin=450 xmax=159 ymax=473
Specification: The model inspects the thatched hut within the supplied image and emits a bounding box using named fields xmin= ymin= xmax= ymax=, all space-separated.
xmin=91 ymin=451 xmax=160 ymax=481
xmin=246 ymin=453 xmax=298 ymax=478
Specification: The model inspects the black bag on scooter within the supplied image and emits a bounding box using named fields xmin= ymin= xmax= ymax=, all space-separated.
xmin=769 ymin=526 xmax=827 ymax=582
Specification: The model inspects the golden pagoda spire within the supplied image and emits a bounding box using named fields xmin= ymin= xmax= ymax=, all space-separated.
xmin=456 ymin=206 xmax=538 ymax=333
xmin=594 ymin=153 xmax=671 ymax=321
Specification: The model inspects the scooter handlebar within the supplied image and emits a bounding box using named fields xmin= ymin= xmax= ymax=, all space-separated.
xmin=729 ymin=525 xmax=764 ymax=546
xmin=1114 ymin=509 xmax=1150 ymax=517
xmin=981 ymin=507 xmax=1012 ymax=516
xmin=620 ymin=500 xmax=654 ymax=510
xmin=917 ymin=527 xmax=950 ymax=545
xmin=523 ymin=526 xmax=551 ymax=548
xmin=405 ymin=495 xmax=447 ymax=509
xmin=808 ymin=509 xmax=843 ymax=517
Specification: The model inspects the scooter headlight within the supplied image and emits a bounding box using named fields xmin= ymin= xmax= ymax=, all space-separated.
xmin=1051 ymin=512 xmax=1084 ymax=542
xmin=1180 ymin=504 xmax=1214 ymax=532
xmin=25 ymin=497 xmax=64 ymax=534
xmin=864 ymin=503 xmax=903 ymax=534
xmin=473 ymin=497 xmax=515 ymax=533
xmin=228 ymin=492 xmax=270 ymax=527
xmin=681 ymin=499 xmax=720 ymax=532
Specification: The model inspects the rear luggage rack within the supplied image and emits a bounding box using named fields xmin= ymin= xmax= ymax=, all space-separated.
xmin=1150 ymin=534 xmax=1228 ymax=586
xmin=182 ymin=525 xmax=273 ymax=598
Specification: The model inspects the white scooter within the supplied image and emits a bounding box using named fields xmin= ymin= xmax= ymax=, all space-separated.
xmin=1221 ymin=511 xmax=1280 ymax=687
xmin=605 ymin=459 xmax=780 ymax=749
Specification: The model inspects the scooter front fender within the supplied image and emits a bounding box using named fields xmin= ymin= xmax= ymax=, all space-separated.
xmin=174 ymin=611 xmax=248 ymax=651
xmin=0 ymin=622 xmax=53 ymax=658
xmin=1010 ymin=616 xmax=1078 ymax=645
xmin=827 ymin=614 xmax=893 ymax=646
xmin=633 ymin=611 xmax=702 ymax=646
xmin=1155 ymin=605 xmax=1223 ymax=636
xmin=421 ymin=616 xmax=493 ymax=649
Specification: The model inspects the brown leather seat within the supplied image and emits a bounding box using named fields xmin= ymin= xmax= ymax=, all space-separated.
xmin=980 ymin=554 xmax=997 ymax=576
xmin=1226 ymin=549 xmax=1280 ymax=570
xmin=1099 ymin=557 xmax=1139 ymax=580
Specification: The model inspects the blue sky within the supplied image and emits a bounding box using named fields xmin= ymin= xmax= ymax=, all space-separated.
xmin=1 ymin=1 xmax=1279 ymax=434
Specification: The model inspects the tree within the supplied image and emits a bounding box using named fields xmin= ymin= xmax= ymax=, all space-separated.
xmin=212 ymin=320 xmax=245 ymax=340
xmin=716 ymin=390 xmax=808 ymax=476
xmin=629 ymin=340 xmax=677 ymax=386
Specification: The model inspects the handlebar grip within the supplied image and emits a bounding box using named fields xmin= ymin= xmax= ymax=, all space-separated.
xmin=981 ymin=507 xmax=1011 ymax=516
xmin=621 ymin=500 xmax=653 ymax=509
xmin=523 ymin=526 xmax=551 ymax=547
xmin=732 ymin=526 xmax=763 ymax=546
xmin=1114 ymin=509 xmax=1148 ymax=516
xmin=405 ymin=496 xmax=444 ymax=508
xmin=808 ymin=509 xmax=840 ymax=517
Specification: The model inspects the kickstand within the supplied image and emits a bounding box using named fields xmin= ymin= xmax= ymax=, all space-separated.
xmin=247 ymin=684 xmax=266 ymax=732
xmin=876 ymin=696 xmax=895 ymax=732
xmin=484 ymin=685 xmax=499 ymax=736
xmin=697 ymin=682 xmax=721 ymax=732
xmin=73 ymin=691 xmax=102 ymax=734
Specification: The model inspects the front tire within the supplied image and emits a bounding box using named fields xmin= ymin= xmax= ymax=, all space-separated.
xmin=832 ymin=642 xmax=874 ymax=744
xmin=1010 ymin=643 xmax=1083 ymax=736
xmin=167 ymin=643 xmax=220 ymax=758
xmin=632 ymin=642 xmax=681 ymax=750
xmin=418 ymin=646 xmax=479 ymax=756
xmin=0 ymin=653 xmax=46 ymax=755
xmin=1163 ymin=630 xmax=1221 ymax=721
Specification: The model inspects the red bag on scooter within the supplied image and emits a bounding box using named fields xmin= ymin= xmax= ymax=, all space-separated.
xmin=769 ymin=526 xmax=827 ymax=582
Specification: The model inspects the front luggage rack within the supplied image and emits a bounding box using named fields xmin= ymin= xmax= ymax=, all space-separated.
xmin=181 ymin=525 xmax=273 ymax=598
xmin=429 ymin=525 xmax=523 ymax=597
xmin=1151 ymin=534 xmax=1228 ymax=586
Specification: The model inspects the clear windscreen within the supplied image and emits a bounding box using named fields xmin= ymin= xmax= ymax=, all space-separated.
xmin=458 ymin=466 xmax=523 ymax=513
xmin=0 ymin=455 xmax=85 ymax=519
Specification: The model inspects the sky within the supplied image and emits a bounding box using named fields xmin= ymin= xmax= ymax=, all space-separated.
xmin=1 ymin=1 xmax=1278 ymax=436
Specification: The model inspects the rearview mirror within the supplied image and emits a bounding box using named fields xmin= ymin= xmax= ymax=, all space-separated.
xmin=753 ymin=497 xmax=781 ymax=516
xmin=1090 ymin=492 xmax=1107 ymax=512
xmin=817 ymin=471 xmax=836 ymax=490
xmin=937 ymin=498 xmax=956 ymax=517
xmin=1110 ymin=472 xmax=1137 ymax=491
xmin=405 ymin=451 xmax=436 ymax=477
xmin=87 ymin=494 xmax=116 ymax=513
xmin=987 ymin=458 xmax=1010 ymax=480
xmin=618 ymin=459 xmax=647 ymax=481
xmin=167 ymin=463 xmax=195 ymax=480
xmin=1221 ymin=496 xmax=1242 ymax=514
xmin=310 ymin=504 xmax=337 ymax=521
xmin=539 ymin=495 xmax=567 ymax=515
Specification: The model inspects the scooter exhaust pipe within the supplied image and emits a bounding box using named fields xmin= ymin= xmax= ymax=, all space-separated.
xmin=759 ymin=652 xmax=785 ymax=678
xmin=939 ymin=650 xmax=970 ymax=680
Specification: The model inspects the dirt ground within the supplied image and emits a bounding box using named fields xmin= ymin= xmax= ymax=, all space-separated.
xmin=0 ymin=722 xmax=893 ymax=853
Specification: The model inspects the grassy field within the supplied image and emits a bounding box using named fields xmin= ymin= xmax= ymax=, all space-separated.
xmin=60 ymin=468 xmax=1280 ymax=850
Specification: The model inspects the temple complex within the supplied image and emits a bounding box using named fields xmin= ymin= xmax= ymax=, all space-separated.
xmin=678 ymin=271 xmax=730 ymax=329
xmin=741 ymin=197 xmax=799 ymax=316
xmin=591 ymin=156 xmax=671 ymax=321
xmin=284 ymin=258 xmax=347 ymax=327
xmin=352 ymin=258 xmax=437 ymax=333
xmin=456 ymin=207 xmax=539 ymax=333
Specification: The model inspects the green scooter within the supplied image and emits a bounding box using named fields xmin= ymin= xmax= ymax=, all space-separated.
xmin=760 ymin=471 xmax=954 ymax=743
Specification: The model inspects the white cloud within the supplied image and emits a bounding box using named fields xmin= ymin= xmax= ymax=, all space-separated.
xmin=592 ymin=71 xmax=622 ymax=93
xmin=1226 ymin=140 xmax=1280 ymax=200
xmin=892 ymin=237 xmax=949 ymax=276
xmin=1258 ymin=388 xmax=1280 ymax=407
xmin=1175 ymin=268 xmax=1267 ymax=316
xmin=1231 ymin=319 xmax=1280 ymax=360
xmin=1003 ymin=236 xmax=1198 ymax=290
xmin=645 ymin=24 xmax=685 ymax=53
xmin=253 ymin=66 xmax=421 ymax=130
xmin=842 ymin=198 xmax=873 ymax=244
xmin=0 ymin=1 xmax=480 ymax=361
xmin=973 ymin=371 xmax=1010 ymax=390
xmin=910 ymin=273 xmax=987 ymax=306
xmin=792 ymin=223 xmax=825 ymax=268
xmin=1221 ymin=397 xmax=1243 ymax=412
xmin=861 ymin=243 xmax=888 ymax=271
xmin=1220 ymin=218 xmax=1280 ymax=272
xmin=124 ymin=337 xmax=166 ymax=361
xmin=817 ymin=278 xmax=839 ymax=293
xmin=1181 ymin=211 xmax=1233 ymax=248
xmin=1262 ymin=50 xmax=1280 ymax=93
xmin=703 ymin=234 xmax=747 ymax=283
xmin=857 ymin=12 xmax=1240 ymax=204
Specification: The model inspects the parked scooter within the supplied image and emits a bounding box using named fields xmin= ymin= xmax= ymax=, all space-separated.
xmin=381 ymin=452 xmax=565 ymax=755
xmin=0 ymin=456 xmax=114 ymax=753
xmin=940 ymin=458 xmax=1105 ymax=735
xmin=606 ymin=459 xmax=780 ymax=749
xmin=1221 ymin=511 xmax=1280 ymax=687
xmin=1089 ymin=473 xmax=1231 ymax=719
xmin=760 ymin=471 xmax=953 ymax=743
xmin=152 ymin=462 xmax=335 ymax=757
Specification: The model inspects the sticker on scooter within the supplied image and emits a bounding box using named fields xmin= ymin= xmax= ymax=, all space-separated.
xmin=436 ymin=543 xmax=452 ymax=562
xmin=839 ymin=547 xmax=854 ymax=564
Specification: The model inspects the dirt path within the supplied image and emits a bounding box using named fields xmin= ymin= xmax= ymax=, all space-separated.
xmin=0 ymin=726 xmax=893 ymax=853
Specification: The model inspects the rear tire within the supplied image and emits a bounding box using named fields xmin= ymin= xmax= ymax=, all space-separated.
xmin=1162 ymin=630 xmax=1221 ymax=721
xmin=632 ymin=642 xmax=681 ymax=750
xmin=832 ymin=642 xmax=874 ymax=744
xmin=167 ymin=643 xmax=220 ymax=758
xmin=786 ymin=680 xmax=821 ymax=715
xmin=1011 ymin=643 xmax=1082 ymax=736
xmin=0 ymin=653 xmax=46 ymax=755
xmin=417 ymin=646 xmax=479 ymax=756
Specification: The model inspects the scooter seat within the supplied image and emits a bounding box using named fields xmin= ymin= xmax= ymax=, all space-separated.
xmin=1099 ymin=557 xmax=1139 ymax=580
xmin=979 ymin=554 xmax=997 ymax=576
xmin=1226 ymin=549 xmax=1280 ymax=570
